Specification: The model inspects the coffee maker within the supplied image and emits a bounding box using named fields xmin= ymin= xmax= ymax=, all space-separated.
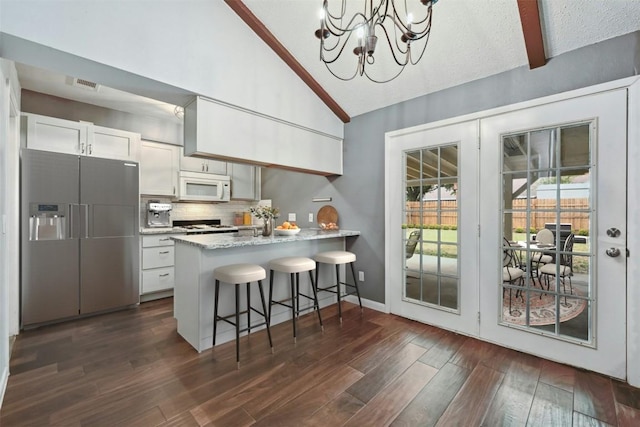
xmin=146 ymin=201 xmax=172 ymax=228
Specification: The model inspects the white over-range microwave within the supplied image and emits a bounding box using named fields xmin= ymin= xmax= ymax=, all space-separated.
xmin=178 ymin=171 xmax=231 ymax=202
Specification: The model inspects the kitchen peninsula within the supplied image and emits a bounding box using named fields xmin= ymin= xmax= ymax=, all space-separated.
xmin=172 ymin=229 xmax=360 ymax=352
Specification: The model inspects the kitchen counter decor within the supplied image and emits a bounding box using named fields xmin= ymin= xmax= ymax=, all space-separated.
xmin=249 ymin=205 xmax=279 ymax=236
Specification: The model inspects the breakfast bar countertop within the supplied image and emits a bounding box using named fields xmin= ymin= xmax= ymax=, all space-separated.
xmin=171 ymin=228 xmax=360 ymax=250
xmin=140 ymin=227 xmax=188 ymax=235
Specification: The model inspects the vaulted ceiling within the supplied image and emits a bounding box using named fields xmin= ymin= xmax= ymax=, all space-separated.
xmin=15 ymin=1 xmax=640 ymax=123
xmin=239 ymin=0 xmax=640 ymax=119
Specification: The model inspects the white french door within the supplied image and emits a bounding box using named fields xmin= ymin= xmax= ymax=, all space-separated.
xmin=386 ymin=88 xmax=628 ymax=379
xmin=386 ymin=121 xmax=479 ymax=337
xmin=479 ymin=89 xmax=627 ymax=379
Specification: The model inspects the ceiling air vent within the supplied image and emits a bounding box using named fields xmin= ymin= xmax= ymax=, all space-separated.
xmin=67 ymin=76 xmax=101 ymax=92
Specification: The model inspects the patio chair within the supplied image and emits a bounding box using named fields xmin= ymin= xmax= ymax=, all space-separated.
xmin=503 ymin=238 xmax=525 ymax=314
xmin=539 ymin=233 xmax=575 ymax=296
xmin=405 ymin=229 xmax=422 ymax=259
xmin=530 ymin=228 xmax=554 ymax=280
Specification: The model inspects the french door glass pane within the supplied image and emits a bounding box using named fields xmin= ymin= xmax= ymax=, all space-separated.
xmin=404 ymin=144 xmax=460 ymax=311
xmin=501 ymin=123 xmax=593 ymax=343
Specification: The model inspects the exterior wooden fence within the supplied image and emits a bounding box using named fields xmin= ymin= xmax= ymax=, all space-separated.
xmin=406 ymin=198 xmax=590 ymax=231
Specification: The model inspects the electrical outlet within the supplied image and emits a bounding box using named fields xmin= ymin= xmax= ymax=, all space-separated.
xmin=308 ymin=213 xmax=313 ymax=222
xmin=288 ymin=213 xmax=296 ymax=222
xmin=358 ymin=271 xmax=365 ymax=282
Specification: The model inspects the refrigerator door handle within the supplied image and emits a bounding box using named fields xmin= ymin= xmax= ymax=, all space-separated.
xmin=68 ymin=204 xmax=74 ymax=239
xmin=79 ymin=204 xmax=89 ymax=238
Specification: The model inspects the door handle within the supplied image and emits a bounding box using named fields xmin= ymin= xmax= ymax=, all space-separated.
xmin=79 ymin=204 xmax=89 ymax=238
xmin=606 ymin=247 xmax=621 ymax=258
xmin=606 ymin=228 xmax=621 ymax=238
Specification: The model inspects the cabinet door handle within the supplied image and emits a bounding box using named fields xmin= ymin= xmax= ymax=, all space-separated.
xmin=202 ymin=163 xmax=205 ymax=171
xmin=159 ymin=250 xmax=170 ymax=254
xmin=173 ymin=186 xmax=176 ymax=195
xmin=159 ymin=238 xmax=171 ymax=241
xmin=88 ymin=144 xmax=93 ymax=155
xmin=206 ymin=163 xmax=209 ymax=172
xmin=159 ymin=273 xmax=170 ymax=277
xmin=81 ymin=143 xmax=85 ymax=154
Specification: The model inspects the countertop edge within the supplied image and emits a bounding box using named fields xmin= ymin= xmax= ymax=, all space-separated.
xmin=171 ymin=230 xmax=360 ymax=250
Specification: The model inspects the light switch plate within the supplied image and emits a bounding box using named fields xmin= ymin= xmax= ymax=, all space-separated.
xmin=308 ymin=213 xmax=313 ymax=222
xmin=288 ymin=213 xmax=296 ymax=222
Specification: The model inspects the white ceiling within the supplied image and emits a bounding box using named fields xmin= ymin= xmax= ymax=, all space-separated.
xmin=15 ymin=1 xmax=640 ymax=121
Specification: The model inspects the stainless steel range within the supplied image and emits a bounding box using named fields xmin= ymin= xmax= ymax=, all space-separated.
xmin=173 ymin=219 xmax=238 ymax=235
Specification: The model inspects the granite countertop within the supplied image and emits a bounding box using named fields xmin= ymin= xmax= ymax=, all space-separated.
xmin=140 ymin=227 xmax=189 ymax=235
xmin=140 ymin=224 xmax=261 ymax=235
xmin=171 ymin=228 xmax=360 ymax=250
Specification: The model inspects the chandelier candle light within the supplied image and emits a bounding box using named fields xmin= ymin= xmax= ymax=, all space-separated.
xmin=315 ymin=0 xmax=438 ymax=82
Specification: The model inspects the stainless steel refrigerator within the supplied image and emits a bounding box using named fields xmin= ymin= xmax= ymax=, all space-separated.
xmin=21 ymin=149 xmax=139 ymax=327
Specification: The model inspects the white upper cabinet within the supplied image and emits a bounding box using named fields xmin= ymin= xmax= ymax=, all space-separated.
xmin=22 ymin=113 xmax=140 ymax=162
xmin=228 ymin=163 xmax=260 ymax=200
xmin=183 ymin=97 xmax=343 ymax=176
xmin=140 ymin=140 xmax=180 ymax=197
xmin=89 ymin=125 xmax=140 ymax=162
xmin=22 ymin=113 xmax=88 ymax=155
xmin=180 ymin=150 xmax=227 ymax=175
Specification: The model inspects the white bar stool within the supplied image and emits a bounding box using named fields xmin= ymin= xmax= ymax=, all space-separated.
xmin=268 ymin=256 xmax=324 ymax=342
xmin=213 ymin=263 xmax=273 ymax=369
xmin=313 ymin=250 xmax=362 ymax=324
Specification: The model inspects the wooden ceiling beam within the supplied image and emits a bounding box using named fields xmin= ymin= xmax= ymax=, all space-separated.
xmin=517 ymin=0 xmax=547 ymax=69
xmin=224 ymin=0 xmax=351 ymax=123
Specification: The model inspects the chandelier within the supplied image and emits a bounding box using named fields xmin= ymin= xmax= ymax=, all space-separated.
xmin=315 ymin=0 xmax=438 ymax=83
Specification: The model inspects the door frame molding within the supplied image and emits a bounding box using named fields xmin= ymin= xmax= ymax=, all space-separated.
xmin=385 ymin=75 xmax=640 ymax=386
xmin=626 ymin=79 xmax=640 ymax=387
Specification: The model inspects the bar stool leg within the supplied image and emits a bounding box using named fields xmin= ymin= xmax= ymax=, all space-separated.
xmin=309 ymin=270 xmax=324 ymax=332
xmin=295 ymin=272 xmax=301 ymax=318
xmin=349 ymin=262 xmax=363 ymax=313
xmin=213 ymin=280 xmax=220 ymax=346
xmin=289 ymin=272 xmax=296 ymax=342
xmin=246 ymin=282 xmax=251 ymax=335
xmin=268 ymin=269 xmax=274 ymax=323
xmin=235 ymin=283 xmax=240 ymax=370
xmin=257 ymin=279 xmax=274 ymax=353
xmin=335 ymin=265 xmax=342 ymax=324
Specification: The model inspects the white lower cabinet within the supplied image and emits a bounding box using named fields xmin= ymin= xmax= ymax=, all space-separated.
xmin=141 ymin=234 xmax=183 ymax=295
xmin=142 ymin=267 xmax=175 ymax=294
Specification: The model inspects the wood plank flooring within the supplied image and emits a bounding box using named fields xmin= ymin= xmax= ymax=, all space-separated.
xmin=1 ymin=297 xmax=639 ymax=426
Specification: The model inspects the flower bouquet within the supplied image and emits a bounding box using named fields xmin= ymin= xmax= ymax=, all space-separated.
xmin=249 ymin=205 xmax=279 ymax=236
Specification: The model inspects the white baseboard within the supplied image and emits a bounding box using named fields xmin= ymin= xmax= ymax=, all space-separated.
xmin=0 ymin=366 xmax=8 ymax=410
xmin=344 ymin=295 xmax=386 ymax=313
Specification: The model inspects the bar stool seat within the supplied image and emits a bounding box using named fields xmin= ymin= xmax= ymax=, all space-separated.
xmin=314 ymin=251 xmax=356 ymax=265
xmin=213 ymin=263 xmax=273 ymax=369
xmin=215 ymin=264 xmax=266 ymax=284
xmin=268 ymin=257 xmax=323 ymax=342
xmin=313 ymin=250 xmax=362 ymax=324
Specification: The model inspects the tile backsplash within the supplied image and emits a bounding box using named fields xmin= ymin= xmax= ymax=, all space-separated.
xmin=140 ymin=197 xmax=263 ymax=227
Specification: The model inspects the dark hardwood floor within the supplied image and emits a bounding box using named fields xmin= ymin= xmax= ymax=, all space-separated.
xmin=2 ymin=298 xmax=639 ymax=426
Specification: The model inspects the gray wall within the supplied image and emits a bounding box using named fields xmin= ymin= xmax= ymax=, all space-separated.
xmin=262 ymin=31 xmax=640 ymax=304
